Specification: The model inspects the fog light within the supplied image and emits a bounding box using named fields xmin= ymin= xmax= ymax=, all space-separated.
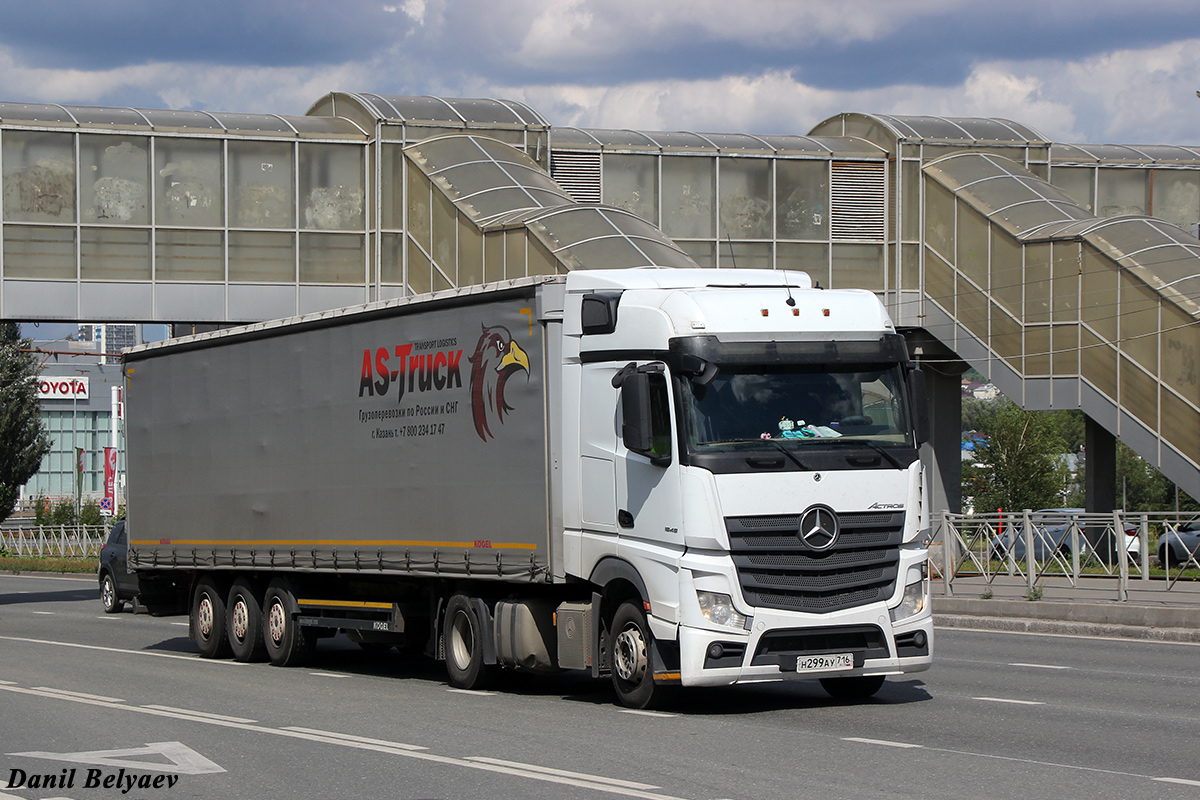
xmin=697 ymin=591 xmax=749 ymax=629
xmin=707 ymin=642 xmax=725 ymax=659
xmin=913 ymin=630 xmax=927 ymax=648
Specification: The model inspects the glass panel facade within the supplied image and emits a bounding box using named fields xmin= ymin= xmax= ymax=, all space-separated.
xmin=228 ymin=230 xmax=294 ymax=282
xmin=154 ymin=138 xmax=222 ymax=227
xmin=2 ymin=130 xmax=75 ymax=222
xmin=1096 ymin=168 xmax=1148 ymax=217
xmin=300 ymin=143 xmax=364 ymax=230
xmin=603 ymin=154 xmax=657 ymax=225
xmin=776 ymin=160 xmax=828 ymax=240
xmin=831 ymin=243 xmax=883 ymax=290
xmin=1151 ymin=170 xmax=1200 ymax=232
xmin=955 ymin=202 xmax=989 ymax=287
xmin=300 ymin=233 xmax=363 ymax=283
xmin=229 ymin=141 xmax=294 ymax=228
xmin=661 ymin=156 xmax=714 ymax=239
xmin=719 ymin=158 xmax=771 ymax=239
xmin=156 ymin=230 xmax=223 ymax=282
xmin=1049 ymin=167 xmax=1093 ymax=211
xmin=3 ymin=225 xmax=76 ymax=278
xmin=80 ymin=228 xmax=150 ymax=280
xmin=721 ymin=241 xmax=771 ymax=270
xmin=80 ymin=135 xmax=149 ymax=225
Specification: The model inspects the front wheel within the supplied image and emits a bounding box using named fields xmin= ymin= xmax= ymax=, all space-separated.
xmin=820 ymin=674 xmax=885 ymax=700
xmin=609 ymin=601 xmax=665 ymax=709
xmin=100 ymin=573 xmax=124 ymax=614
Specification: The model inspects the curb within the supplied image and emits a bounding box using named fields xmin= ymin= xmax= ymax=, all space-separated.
xmin=935 ymin=613 xmax=1200 ymax=644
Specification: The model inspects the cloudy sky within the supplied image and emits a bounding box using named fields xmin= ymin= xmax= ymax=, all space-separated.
xmin=0 ymin=0 xmax=1198 ymax=144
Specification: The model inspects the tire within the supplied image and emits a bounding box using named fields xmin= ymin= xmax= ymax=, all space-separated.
xmin=226 ymin=578 xmax=267 ymax=663
xmin=444 ymin=594 xmax=494 ymax=690
xmin=609 ymin=601 xmax=663 ymax=709
xmin=820 ymin=674 xmax=886 ymax=700
xmin=192 ymin=577 xmax=231 ymax=659
xmin=1159 ymin=544 xmax=1169 ymax=569
xmin=262 ymin=579 xmax=316 ymax=667
xmin=100 ymin=572 xmax=124 ymax=614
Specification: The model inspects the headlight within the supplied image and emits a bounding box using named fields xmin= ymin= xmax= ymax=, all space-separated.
xmin=889 ymin=575 xmax=928 ymax=623
xmin=697 ymin=591 xmax=748 ymax=629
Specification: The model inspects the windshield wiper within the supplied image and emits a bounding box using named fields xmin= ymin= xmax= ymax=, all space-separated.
xmin=759 ymin=439 xmax=810 ymax=470
xmin=820 ymin=438 xmax=905 ymax=469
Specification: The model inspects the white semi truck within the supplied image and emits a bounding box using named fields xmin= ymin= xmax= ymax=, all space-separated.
xmin=124 ymin=268 xmax=932 ymax=708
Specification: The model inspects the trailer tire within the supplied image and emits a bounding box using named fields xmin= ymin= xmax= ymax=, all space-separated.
xmin=227 ymin=579 xmax=267 ymax=662
xmin=819 ymin=675 xmax=885 ymax=700
xmin=444 ymin=594 xmax=494 ymax=690
xmin=192 ymin=577 xmax=231 ymax=659
xmin=100 ymin=573 xmax=124 ymax=614
xmin=609 ymin=601 xmax=661 ymax=709
xmin=263 ymin=579 xmax=316 ymax=667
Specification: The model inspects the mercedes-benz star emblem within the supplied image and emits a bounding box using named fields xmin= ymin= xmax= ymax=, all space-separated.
xmin=798 ymin=505 xmax=840 ymax=551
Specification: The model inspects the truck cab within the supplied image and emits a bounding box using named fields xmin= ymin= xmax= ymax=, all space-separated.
xmin=558 ymin=269 xmax=932 ymax=706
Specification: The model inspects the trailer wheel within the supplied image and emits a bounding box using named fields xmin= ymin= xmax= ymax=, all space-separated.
xmin=819 ymin=675 xmax=885 ymax=700
xmin=444 ymin=594 xmax=493 ymax=690
xmin=226 ymin=579 xmax=267 ymax=662
xmin=100 ymin=573 xmax=124 ymax=614
xmin=192 ymin=577 xmax=231 ymax=659
xmin=609 ymin=601 xmax=660 ymax=709
xmin=263 ymin=579 xmax=316 ymax=667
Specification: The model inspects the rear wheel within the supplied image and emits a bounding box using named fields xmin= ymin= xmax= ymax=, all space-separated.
xmin=262 ymin=578 xmax=316 ymax=667
xmin=444 ymin=594 xmax=494 ymax=690
xmin=192 ymin=577 xmax=230 ymax=659
xmin=609 ymin=601 xmax=663 ymax=709
xmin=100 ymin=573 xmax=124 ymax=614
xmin=820 ymin=674 xmax=885 ymax=700
xmin=226 ymin=579 xmax=267 ymax=662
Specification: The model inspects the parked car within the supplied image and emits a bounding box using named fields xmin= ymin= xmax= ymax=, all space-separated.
xmin=991 ymin=509 xmax=1139 ymax=562
xmin=98 ymin=519 xmax=138 ymax=613
xmin=1158 ymin=520 xmax=1200 ymax=568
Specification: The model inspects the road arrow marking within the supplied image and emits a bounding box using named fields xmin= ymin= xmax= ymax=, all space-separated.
xmin=7 ymin=741 xmax=225 ymax=775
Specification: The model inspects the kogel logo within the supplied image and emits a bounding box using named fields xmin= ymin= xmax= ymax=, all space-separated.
xmin=359 ymin=343 xmax=464 ymax=402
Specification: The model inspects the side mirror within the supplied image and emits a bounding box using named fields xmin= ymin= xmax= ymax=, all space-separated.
xmin=620 ymin=372 xmax=654 ymax=454
xmin=908 ymin=368 xmax=930 ymax=445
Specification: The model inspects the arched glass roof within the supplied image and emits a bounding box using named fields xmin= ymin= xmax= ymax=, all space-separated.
xmin=924 ymin=152 xmax=1093 ymax=238
xmin=1051 ymin=142 xmax=1200 ymax=165
xmin=406 ymin=134 xmax=569 ymax=223
xmin=520 ymin=205 xmax=696 ymax=271
xmin=552 ymin=126 xmax=884 ymax=158
xmin=809 ymin=112 xmax=1047 ymax=150
xmin=0 ymin=101 xmax=367 ymax=138
xmin=307 ymin=92 xmax=548 ymax=128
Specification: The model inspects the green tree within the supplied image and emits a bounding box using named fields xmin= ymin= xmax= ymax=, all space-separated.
xmin=0 ymin=323 xmax=51 ymax=523
xmin=964 ymin=400 xmax=1069 ymax=513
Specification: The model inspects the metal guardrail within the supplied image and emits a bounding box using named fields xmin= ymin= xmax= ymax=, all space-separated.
xmin=929 ymin=511 xmax=1200 ymax=601
xmin=0 ymin=524 xmax=109 ymax=557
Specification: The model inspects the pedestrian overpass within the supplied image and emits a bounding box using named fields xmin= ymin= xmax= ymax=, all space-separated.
xmin=2 ymin=96 xmax=1197 ymax=507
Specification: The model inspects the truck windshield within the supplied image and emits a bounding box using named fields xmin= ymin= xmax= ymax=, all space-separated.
xmin=677 ymin=364 xmax=914 ymax=453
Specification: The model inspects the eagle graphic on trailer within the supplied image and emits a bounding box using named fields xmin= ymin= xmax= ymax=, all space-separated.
xmin=469 ymin=324 xmax=529 ymax=441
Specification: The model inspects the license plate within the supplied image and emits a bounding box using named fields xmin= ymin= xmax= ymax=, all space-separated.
xmin=796 ymin=653 xmax=853 ymax=673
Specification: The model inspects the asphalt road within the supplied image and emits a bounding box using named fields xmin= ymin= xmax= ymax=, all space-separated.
xmin=1 ymin=572 xmax=1198 ymax=800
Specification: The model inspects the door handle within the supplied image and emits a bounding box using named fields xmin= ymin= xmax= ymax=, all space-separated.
xmin=618 ymin=509 xmax=634 ymax=528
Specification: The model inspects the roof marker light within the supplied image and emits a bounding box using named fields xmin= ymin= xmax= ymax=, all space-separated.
xmin=761 ymin=309 xmax=769 ymax=317
xmin=823 ymin=309 xmax=830 ymax=317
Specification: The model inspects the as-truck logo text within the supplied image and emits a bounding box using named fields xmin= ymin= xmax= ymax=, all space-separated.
xmin=358 ymin=341 xmax=464 ymax=403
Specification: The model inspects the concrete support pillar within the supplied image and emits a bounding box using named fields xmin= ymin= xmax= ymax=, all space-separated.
xmin=923 ymin=365 xmax=964 ymax=516
xmin=1084 ymin=417 xmax=1116 ymax=513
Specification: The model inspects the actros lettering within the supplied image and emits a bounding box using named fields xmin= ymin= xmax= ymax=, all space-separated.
xmin=359 ymin=343 xmax=465 ymax=402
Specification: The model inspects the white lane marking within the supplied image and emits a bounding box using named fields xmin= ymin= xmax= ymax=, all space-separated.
xmin=170 ymin=622 xmax=189 ymax=627
xmin=1155 ymin=777 xmax=1200 ymax=787
xmin=0 ymin=682 xmax=694 ymax=800
xmin=465 ymin=756 xmax=660 ymax=790
xmin=843 ymin=737 xmax=923 ymax=749
xmin=0 ymin=636 xmax=242 ymax=666
xmin=282 ymin=727 xmax=426 ymax=751
xmin=942 ymin=626 xmax=1200 ymax=647
xmin=973 ymin=697 xmax=1045 ymax=706
xmin=0 ymin=574 xmax=92 ymax=583
xmin=8 ymin=741 xmax=225 ymax=775
xmin=0 ymin=680 xmax=16 ymax=685
xmin=308 ymin=672 xmax=350 ymax=679
xmin=34 ymin=687 xmax=125 ymax=703
xmin=1009 ymin=662 xmax=1071 ymax=670
xmin=143 ymin=705 xmax=256 ymax=724
xmin=617 ymin=709 xmax=677 ymax=718
xmin=32 ymin=611 xmax=55 ymax=615
xmin=447 ymin=688 xmax=496 ymax=696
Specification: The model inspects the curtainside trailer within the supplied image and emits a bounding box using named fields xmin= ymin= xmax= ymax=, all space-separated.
xmin=125 ymin=268 xmax=933 ymax=707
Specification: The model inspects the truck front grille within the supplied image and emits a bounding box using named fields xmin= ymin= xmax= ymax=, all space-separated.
xmin=727 ymin=511 xmax=904 ymax=614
